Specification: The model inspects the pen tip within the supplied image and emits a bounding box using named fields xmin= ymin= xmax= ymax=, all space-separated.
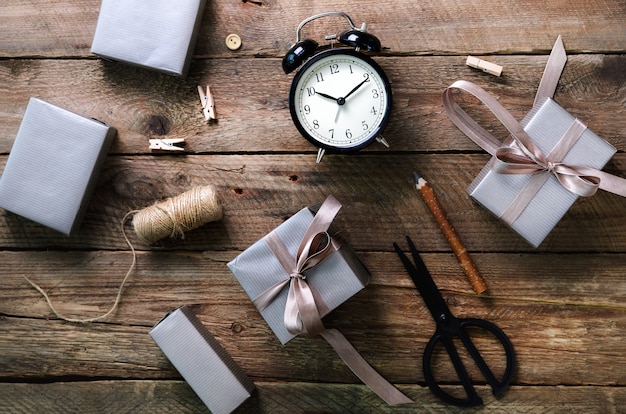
xmin=413 ymin=171 xmax=427 ymax=189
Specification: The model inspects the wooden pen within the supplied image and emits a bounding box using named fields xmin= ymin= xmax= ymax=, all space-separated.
xmin=413 ymin=172 xmax=488 ymax=294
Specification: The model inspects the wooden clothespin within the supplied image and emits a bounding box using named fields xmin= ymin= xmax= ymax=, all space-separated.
xmin=466 ymin=56 xmax=503 ymax=77
xmin=149 ymin=138 xmax=186 ymax=151
xmin=198 ymin=84 xmax=216 ymax=121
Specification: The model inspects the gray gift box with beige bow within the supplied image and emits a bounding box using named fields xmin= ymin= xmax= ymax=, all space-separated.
xmin=150 ymin=306 xmax=255 ymax=414
xmin=467 ymin=98 xmax=617 ymax=247
xmin=91 ymin=0 xmax=206 ymax=77
xmin=227 ymin=205 xmax=370 ymax=345
xmin=0 ymin=98 xmax=116 ymax=235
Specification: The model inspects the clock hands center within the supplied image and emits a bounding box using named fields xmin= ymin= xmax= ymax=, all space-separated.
xmin=315 ymin=77 xmax=369 ymax=106
xmin=315 ymin=91 xmax=345 ymax=106
xmin=314 ymin=76 xmax=371 ymax=123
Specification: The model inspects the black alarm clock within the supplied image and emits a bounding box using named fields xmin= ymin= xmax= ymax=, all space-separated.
xmin=283 ymin=12 xmax=392 ymax=163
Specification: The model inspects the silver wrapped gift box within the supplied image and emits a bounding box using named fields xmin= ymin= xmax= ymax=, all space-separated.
xmin=227 ymin=205 xmax=371 ymax=345
xmin=150 ymin=306 xmax=256 ymax=414
xmin=468 ymin=98 xmax=617 ymax=247
xmin=91 ymin=0 xmax=206 ymax=77
xmin=0 ymin=98 xmax=116 ymax=235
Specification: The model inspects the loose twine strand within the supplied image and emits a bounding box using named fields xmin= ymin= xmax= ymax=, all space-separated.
xmin=23 ymin=185 xmax=223 ymax=323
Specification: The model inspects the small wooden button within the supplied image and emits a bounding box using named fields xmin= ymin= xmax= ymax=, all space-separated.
xmin=225 ymin=34 xmax=242 ymax=50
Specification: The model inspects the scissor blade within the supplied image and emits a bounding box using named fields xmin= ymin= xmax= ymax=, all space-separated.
xmin=394 ymin=237 xmax=452 ymax=321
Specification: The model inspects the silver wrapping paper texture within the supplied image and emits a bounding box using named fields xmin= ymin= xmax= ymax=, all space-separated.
xmin=0 ymin=98 xmax=116 ymax=235
xmin=91 ymin=0 xmax=206 ymax=77
xmin=150 ymin=306 xmax=255 ymax=414
xmin=227 ymin=206 xmax=371 ymax=345
xmin=468 ymin=98 xmax=616 ymax=247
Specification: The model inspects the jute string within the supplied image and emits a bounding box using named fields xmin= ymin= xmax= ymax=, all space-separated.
xmin=23 ymin=185 xmax=223 ymax=323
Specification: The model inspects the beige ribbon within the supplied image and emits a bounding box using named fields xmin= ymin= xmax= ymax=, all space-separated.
xmin=254 ymin=228 xmax=335 ymax=336
xmin=443 ymin=37 xmax=626 ymax=224
xmin=252 ymin=195 xmax=412 ymax=405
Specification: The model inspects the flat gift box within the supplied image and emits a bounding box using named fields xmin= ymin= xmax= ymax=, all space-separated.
xmin=91 ymin=0 xmax=206 ymax=77
xmin=227 ymin=204 xmax=370 ymax=345
xmin=150 ymin=306 xmax=256 ymax=414
xmin=468 ymin=98 xmax=617 ymax=247
xmin=0 ymin=98 xmax=116 ymax=235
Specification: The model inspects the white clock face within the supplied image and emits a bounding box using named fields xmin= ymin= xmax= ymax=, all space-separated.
xmin=289 ymin=49 xmax=391 ymax=151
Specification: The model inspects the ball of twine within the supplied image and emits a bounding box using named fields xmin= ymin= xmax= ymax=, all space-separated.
xmin=132 ymin=185 xmax=223 ymax=245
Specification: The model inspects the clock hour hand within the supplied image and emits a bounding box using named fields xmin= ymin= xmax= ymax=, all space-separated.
xmin=316 ymin=91 xmax=339 ymax=101
xmin=316 ymin=91 xmax=348 ymax=107
xmin=343 ymin=76 xmax=370 ymax=100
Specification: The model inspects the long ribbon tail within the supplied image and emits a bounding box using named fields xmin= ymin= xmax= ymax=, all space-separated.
xmin=593 ymin=170 xmax=626 ymax=197
xmin=320 ymin=329 xmax=413 ymax=405
xmin=534 ymin=35 xmax=567 ymax=106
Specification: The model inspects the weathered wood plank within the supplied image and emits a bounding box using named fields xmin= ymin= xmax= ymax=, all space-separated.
xmin=0 ymin=154 xmax=624 ymax=252
xmin=1 ymin=55 xmax=625 ymax=154
xmin=1 ymin=251 xmax=624 ymax=385
xmin=0 ymin=381 xmax=624 ymax=414
xmin=1 ymin=0 xmax=625 ymax=58
xmin=3 ymin=250 xmax=625 ymax=319
xmin=1 ymin=307 xmax=624 ymax=385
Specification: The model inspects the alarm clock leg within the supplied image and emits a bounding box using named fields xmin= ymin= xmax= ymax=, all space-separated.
xmin=376 ymin=135 xmax=390 ymax=148
xmin=316 ymin=148 xmax=326 ymax=163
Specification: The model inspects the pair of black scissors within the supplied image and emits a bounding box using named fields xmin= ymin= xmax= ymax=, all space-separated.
xmin=393 ymin=236 xmax=515 ymax=406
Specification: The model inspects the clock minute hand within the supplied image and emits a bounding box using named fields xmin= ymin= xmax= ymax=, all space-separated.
xmin=344 ymin=77 xmax=370 ymax=100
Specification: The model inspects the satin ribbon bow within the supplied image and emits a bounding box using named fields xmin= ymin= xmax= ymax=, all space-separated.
xmin=252 ymin=195 xmax=342 ymax=336
xmin=253 ymin=229 xmax=336 ymax=336
xmin=492 ymin=116 xmax=602 ymax=198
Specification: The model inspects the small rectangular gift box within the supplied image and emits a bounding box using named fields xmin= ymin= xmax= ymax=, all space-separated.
xmin=150 ymin=306 xmax=256 ymax=414
xmin=468 ymin=98 xmax=617 ymax=247
xmin=227 ymin=198 xmax=370 ymax=345
xmin=0 ymin=98 xmax=116 ymax=235
xmin=91 ymin=0 xmax=206 ymax=77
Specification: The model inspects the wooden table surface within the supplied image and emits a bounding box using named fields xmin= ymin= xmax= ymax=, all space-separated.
xmin=1 ymin=1 xmax=625 ymax=413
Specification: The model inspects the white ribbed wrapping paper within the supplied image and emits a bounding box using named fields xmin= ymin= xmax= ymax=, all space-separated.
xmin=150 ymin=306 xmax=255 ymax=414
xmin=0 ymin=98 xmax=116 ymax=235
xmin=227 ymin=207 xmax=371 ymax=345
xmin=468 ymin=98 xmax=617 ymax=247
xmin=91 ymin=0 xmax=206 ymax=77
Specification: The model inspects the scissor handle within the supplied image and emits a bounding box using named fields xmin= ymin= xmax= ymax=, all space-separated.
xmin=423 ymin=317 xmax=515 ymax=407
